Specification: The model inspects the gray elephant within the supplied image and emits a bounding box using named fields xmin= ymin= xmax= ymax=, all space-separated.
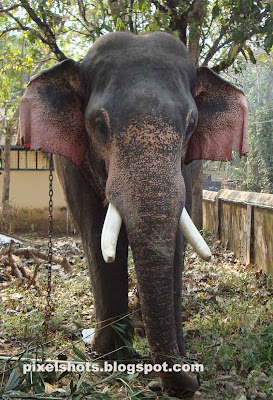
xmin=18 ymin=32 xmax=248 ymax=398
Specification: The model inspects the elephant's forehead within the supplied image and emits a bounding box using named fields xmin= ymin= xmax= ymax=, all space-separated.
xmin=82 ymin=32 xmax=197 ymax=136
xmin=85 ymin=31 xmax=191 ymax=62
xmin=85 ymin=48 xmax=195 ymax=117
xmin=88 ymin=49 xmax=193 ymax=84
xmin=81 ymin=32 xmax=196 ymax=90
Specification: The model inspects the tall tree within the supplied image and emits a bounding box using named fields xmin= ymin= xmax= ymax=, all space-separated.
xmin=1 ymin=1 xmax=271 ymax=64
xmin=241 ymin=54 xmax=273 ymax=193
xmin=0 ymin=26 xmax=50 ymax=231
xmin=0 ymin=33 xmax=27 ymax=232
xmin=0 ymin=0 xmax=272 ymax=227
xmin=1 ymin=123 xmax=12 ymax=232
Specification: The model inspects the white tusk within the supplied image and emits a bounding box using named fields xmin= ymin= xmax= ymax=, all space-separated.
xmin=179 ymin=208 xmax=212 ymax=261
xmin=101 ymin=203 xmax=122 ymax=263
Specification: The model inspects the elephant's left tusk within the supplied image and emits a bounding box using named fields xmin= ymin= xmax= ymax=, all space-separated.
xmin=179 ymin=208 xmax=212 ymax=261
xmin=101 ymin=203 xmax=122 ymax=263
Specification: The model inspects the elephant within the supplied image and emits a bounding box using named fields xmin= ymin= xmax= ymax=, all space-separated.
xmin=18 ymin=31 xmax=248 ymax=398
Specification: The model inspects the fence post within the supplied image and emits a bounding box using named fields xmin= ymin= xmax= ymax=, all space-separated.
xmin=215 ymin=190 xmax=223 ymax=239
xmin=246 ymin=205 xmax=252 ymax=264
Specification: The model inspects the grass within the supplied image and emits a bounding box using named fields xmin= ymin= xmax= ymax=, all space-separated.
xmin=0 ymin=235 xmax=272 ymax=399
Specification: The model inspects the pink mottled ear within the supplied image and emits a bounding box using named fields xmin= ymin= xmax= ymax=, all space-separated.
xmin=185 ymin=67 xmax=248 ymax=164
xmin=17 ymin=59 xmax=87 ymax=166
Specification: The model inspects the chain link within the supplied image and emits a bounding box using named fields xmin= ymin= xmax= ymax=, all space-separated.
xmin=44 ymin=153 xmax=53 ymax=331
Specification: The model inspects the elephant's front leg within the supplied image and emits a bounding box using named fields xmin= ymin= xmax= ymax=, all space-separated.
xmin=54 ymin=156 xmax=130 ymax=357
xmin=85 ymin=218 xmax=129 ymax=357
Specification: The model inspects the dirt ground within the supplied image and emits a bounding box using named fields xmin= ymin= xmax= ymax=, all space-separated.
xmin=0 ymin=233 xmax=272 ymax=399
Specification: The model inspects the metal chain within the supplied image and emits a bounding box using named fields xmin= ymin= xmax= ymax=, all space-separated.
xmin=44 ymin=153 xmax=53 ymax=331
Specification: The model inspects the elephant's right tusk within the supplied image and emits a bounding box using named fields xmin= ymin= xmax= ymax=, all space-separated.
xmin=179 ymin=208 xmax=212 ymax=261
xmin=101 ymin=203 xmax=122 ymax=263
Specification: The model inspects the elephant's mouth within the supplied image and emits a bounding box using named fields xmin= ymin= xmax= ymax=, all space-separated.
xmin=101 ymin=203 xmax=211 ymax=263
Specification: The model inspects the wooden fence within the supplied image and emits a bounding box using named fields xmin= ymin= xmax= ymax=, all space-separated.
xmin=203 ymin=189 xmax=273 ymax=275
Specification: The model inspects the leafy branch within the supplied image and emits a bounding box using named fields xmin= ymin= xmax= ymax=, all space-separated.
xmin=0 ymin=0 xmax=67 ymax=61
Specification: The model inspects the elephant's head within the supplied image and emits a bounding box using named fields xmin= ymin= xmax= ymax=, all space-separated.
xmin=18 ymin=32 xmax=248 ymax=397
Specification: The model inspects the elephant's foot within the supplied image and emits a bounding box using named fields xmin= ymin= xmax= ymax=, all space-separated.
xmin=88 ymin=325 xmax=136 ymax=361
xmin=161 ymin=371 xmax=199 ymax=399
xmin=88 ymin=326 xmax=117 ymax=358
xmin=148 ymin=370 xmax=198 ymax=399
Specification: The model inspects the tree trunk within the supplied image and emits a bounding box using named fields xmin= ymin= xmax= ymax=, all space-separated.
xmin=191 ymin=160 xmax=203 ymax=230
xmin=1 ymin=125 xmax=12 ymax=233
xmin=187 ymin=0 xmax=207 ymax=230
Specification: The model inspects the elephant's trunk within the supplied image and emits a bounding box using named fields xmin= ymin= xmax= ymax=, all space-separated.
xmin=119 ymin=182 xmax=199 ymax=395
xmin=129 ymin=213 xmax=180 ymax=362
xmin=104 ymin=120 xmax=200 ymax=394
xmin=122 ymin=168 xmax=183 ymax=359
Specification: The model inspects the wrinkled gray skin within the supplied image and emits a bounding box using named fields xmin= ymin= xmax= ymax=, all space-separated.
xmin=55 ymin=32 xmax=198 ymax=397
xmin=20 ymin=31 xmax=247 ymax=398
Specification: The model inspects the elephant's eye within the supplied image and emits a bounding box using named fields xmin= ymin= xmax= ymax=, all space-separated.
xmin=95 ymin=116 xmax=107 ymax=134
xmin=186 ymin=114 xmax=196 ymax=137
xmin=93 ymin=111 xmax=111 ymax=143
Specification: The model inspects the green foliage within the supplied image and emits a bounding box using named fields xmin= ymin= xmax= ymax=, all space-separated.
xmin=243 ymin=106 xmax=273 ymax=193
xmin=0 ymin=355 xmax=114 ymax=399
xmin=0 ymin=28 xmax=53 ymax=132
xmin=1 ymin=0 xmax=272 ymax=64
xmin=240 ymin=56 xmax=273 ymax=193
xmin=112 ymin=317 xmax=136 ymax=360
